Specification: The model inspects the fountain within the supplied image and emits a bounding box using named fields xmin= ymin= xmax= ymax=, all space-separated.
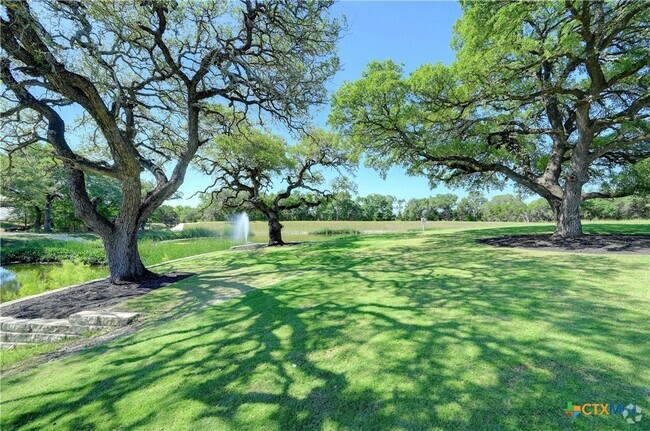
xmin=232 ymin=212 xmax=250 ymax=243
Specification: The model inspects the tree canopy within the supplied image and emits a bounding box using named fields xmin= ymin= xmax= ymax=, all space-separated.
xmin=330 ymin=0 xmax=649 ymax=238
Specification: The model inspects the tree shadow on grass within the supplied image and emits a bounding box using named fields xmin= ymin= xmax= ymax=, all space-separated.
xmin=1 ymin=225 xmax=648 ymax=430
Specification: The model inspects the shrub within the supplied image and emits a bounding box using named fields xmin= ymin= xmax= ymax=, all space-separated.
xmin=138 ymin=226 xmax=234 ymax=241
xmin=0 ymin=242 xmax=106 ymax=265
xmin=178 ymin=227 xmax=226 ymax=238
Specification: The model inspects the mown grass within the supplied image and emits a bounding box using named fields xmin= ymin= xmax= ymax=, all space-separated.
xmin=1 ymin=222 xmax=648 ymax=430
xmin=188 ymin=219 xmax=650 ymax=238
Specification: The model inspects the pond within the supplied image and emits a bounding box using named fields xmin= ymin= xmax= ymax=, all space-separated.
xmin=2 ymin=262 xmax=108 ymax=302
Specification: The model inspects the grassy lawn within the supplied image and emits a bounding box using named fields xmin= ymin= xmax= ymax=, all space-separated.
xmin=1 ymin=222 xmax=649 ymax=430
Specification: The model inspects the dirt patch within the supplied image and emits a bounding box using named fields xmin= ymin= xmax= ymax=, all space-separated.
xmin=476 ymin=234 xmax=650 ymax=254
xmin=1 ymin=272 xmax=194 ymax=319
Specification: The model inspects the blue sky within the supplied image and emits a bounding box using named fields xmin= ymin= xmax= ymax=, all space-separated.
xmin=171 ymin=1 xmax=473 ymax=206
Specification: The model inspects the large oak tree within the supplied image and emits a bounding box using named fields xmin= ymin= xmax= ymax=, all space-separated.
xmin=1 ymin=0 xmax=341 ymax=280
xmin=330 ymin=0 xmax=649 ymax=238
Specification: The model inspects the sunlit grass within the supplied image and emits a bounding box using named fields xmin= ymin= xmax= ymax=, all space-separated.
xmin=1 ymin=222 xmax=648 ymax=430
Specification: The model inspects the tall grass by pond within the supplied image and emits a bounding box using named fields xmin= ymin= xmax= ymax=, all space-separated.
xmin=139 ymin=237 xmax=235 ymax=265
xmin=0 ymin=237 xmax=106 ymax=265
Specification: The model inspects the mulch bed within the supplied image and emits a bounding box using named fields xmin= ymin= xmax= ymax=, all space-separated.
xmin=476 ymin=234 xmax=650 ymax=254
xmin=1 ymin=272 xmax=194 ymax=319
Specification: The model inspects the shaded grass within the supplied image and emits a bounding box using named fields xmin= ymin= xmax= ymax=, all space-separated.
xmin=1 ymin=222 xmax=648 ymax=430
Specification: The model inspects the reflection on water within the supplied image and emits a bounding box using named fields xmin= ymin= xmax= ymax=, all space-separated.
xmin=3 ymin=262 xmax=108 ymax=302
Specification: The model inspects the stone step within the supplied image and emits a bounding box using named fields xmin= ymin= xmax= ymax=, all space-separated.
xmin=0 ymin=331 xmax=78 ymax=344
xmin=70 ymin=325 xmax=112 ymax=335
xmin=68 ymin=311 xmax=139 ymax=327
xmin=0 ymin=317 xmax=72 ymax=334
xmin=0 ymin=311 xmax=141 ymax=345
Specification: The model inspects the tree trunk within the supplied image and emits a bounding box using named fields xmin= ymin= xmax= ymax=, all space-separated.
xmin=43 ymin=202 xmax=52 ymax=232
xmin=44 ymin=198 xmax=55 ymax=232
xmin=552 ymin=179 xmax=584 ymax=239
xmin=102 ymin=224 xmax=151 ymax=282
xmin=44 ymin=193 xmax=62 ymax=232
xmin=552 ymin=102 xmax=592 ymax=240
xmin=33 ymin=206 xmax=43 ymax=231
xmin=267 ymin=212 xmax=284 ymax=246
xmin=547 ymin=197 xmax=562 ymax=224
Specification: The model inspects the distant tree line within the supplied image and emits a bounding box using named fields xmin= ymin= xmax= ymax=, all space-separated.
xmin=166 ymin=192 xmax=649 ymax=225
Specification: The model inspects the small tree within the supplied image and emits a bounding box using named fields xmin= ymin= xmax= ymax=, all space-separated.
xmin=1 ymin=1 xmax=341 ymax=280
xmin=330 ymin=1 xmax=649 ymax=238
xmin=199 ymin=128 xmax=354 ymax=245
xmin=151 ymin=205 xmax=180 ymax=229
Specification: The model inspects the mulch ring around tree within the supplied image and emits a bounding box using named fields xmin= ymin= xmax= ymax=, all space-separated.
xmin=476 ymin=234 xmax=650 ymax=254
xmin=1 ymin=272 xmax=194 ymax=319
